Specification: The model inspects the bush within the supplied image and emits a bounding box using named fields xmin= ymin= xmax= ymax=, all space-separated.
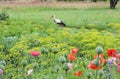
xmin=0 ymin=11 xmax=9 ymax=21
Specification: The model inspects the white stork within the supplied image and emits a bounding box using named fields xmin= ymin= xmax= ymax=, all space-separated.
xmin=51 ymin=14 xmax=66 ymax=27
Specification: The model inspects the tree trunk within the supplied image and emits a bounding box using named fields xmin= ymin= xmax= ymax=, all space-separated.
xmin=110 ymin=0 xmax=119 ymax=9
xmin=91 ymin=0 xmax=97 ymax=2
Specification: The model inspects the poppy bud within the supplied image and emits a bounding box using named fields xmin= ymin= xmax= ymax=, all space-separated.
xmin=87 ymin=72 xmax=92 ymax=79
xmin=96 ymin=46 xmax=103 ymax=54
xmin=0 ymin=60 xmax=6 ymax=66
xmin=55 ymin=65 xmax=61 ymax=72
xmin=57 ymin=75 xmax=64 ymax=79
xmin=98 ymin=70 xmax=103 ymax=77
xmin=52 ymin=48 xmax=58 ymax=54
xmin=0 ymin=65 xmax=5 ymax=70
xmin=21 ymin=60 xmax=27 ymax=67
xmin=41 ymin=48 xmax=49 ymax=54
xmin=63 ymin=63 xmax=69 ymax=71
xmin=93 ymin=58 xmax=100 ymax=67
xmin=32 ymin=63 xmax=39 ymax=69
xmin=58 ymin=56 xmax=66 ymax=64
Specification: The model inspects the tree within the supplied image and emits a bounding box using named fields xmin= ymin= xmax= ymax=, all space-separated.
xmin=110 ymin=0 xmax=119 ymax=9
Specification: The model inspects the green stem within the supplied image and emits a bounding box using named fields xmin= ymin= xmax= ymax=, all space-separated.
xmin=22 ymin=67 xmax=25 ymax=78
xmin=95 ymin=68 xmax=98 ymax=79
xmin=0 ymin=74 xmax=3 ymax=79
xmin=95 ymin=54 xmax=100 ymax=79
xmin=99 ymin=76 xmax=102 ymax=79
xmin=87 ymin=77 xmax=90 ymax=79
xmin=65 ymin=70 xmax=68 ymax=79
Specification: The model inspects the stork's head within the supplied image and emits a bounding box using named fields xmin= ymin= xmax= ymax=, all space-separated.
xmin=51 ymin=14 xmax=55 ymax=18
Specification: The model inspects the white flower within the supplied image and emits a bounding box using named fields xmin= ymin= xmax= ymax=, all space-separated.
xmin=27 ymin=69 xmax=33 ymax=76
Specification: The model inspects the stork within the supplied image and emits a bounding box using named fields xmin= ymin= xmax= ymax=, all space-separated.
xmin=51 ymin=14 xmax=66 ymax=27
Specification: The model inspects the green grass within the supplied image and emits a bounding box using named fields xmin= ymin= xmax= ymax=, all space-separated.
xmin=3 ymin=6 xmax=120 ymax=29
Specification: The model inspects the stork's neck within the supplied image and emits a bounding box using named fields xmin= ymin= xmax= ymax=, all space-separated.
xmin=53 ymin=15 xmax=56 ymax=20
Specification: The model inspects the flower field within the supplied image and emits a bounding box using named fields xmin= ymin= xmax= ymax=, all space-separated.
xmin=1 ymin=2 xmax=120 ymax=79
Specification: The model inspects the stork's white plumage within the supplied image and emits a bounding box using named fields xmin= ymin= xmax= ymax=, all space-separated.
xmin=54 ymin=19 xmax=61 ymax=23
xmin=51 ymin=14 xmax=66 ymax=27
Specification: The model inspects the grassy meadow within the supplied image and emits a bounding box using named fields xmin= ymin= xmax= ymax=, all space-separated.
xmin=0 ymin=2 xmax=120 ymax=79
xmin=5 ymin=5 xmax=120 ymax=29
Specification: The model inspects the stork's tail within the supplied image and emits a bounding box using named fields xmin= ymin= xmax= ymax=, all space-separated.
xmin=63 ymin=23 xmax=66 ymax=27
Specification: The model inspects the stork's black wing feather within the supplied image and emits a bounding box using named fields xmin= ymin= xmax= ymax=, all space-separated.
xmin=57 ymin=21 xmax=66 ymax=27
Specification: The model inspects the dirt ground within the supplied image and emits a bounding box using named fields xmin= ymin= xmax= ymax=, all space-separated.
xmin=0 ymin=1 xmax=113 ymax=9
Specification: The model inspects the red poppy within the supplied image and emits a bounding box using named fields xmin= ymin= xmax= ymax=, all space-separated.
xmin=72 ymin=48 xmax=79 ymax=54
xmin=68 ymin=54 xmax=76 ymax=61
xmin=93 ymin=54 xmax=106 ymax=65
xmin=97 ymin=65 xmax=102 ymax=70
xmin=94 ymin=54 xmax=104 ymax=59
xmin=100 ymin=58 xmax=106 ymax=65
xmin=118 ymin=62 xmax=120 ymax=67
xmin=87 ymin=60 xmax=102 ymax=70
xmin=116 ymin=54 xmax=120 ymax=59
xmin=74 ymin=71 xmax=82 ymax=76
xmin=30 ymin=51 xmax=40 ymax=57
xmin=87 ymin=63 xmax=102 ymax=70
xmin=117 ymin=68 xmax=120 ymax=73
xmin=87 ymin=63 xmax=96 ymax=70
xmin=107 ymin=49 xmax=117 ymax=57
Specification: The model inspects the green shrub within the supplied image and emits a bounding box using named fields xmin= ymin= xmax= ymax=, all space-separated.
xmin=0 ymin=12 xmax=9 ymax=21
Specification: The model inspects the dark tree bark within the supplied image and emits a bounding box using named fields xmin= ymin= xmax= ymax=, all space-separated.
xmin=93 ymin=0 xmax=97 ymax=2
xmin=110 ymin=0 xmax=119 ymax=9
xmin=91 ymin=0 xmax=97 ymax=2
